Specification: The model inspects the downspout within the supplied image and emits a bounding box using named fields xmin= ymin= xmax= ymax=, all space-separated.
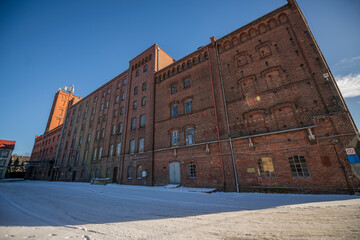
xmin=207 ymin=46 xmax=226 ymax=189
xmin=214 ymin=41 xmax=240 ymax=193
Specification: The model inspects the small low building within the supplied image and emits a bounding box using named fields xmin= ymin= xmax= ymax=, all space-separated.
xmin=0 ymin=140 xmax=16 ymax=179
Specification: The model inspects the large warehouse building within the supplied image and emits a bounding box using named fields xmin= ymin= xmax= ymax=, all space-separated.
xmin=28 ymin=0 xmax=360 ymax=193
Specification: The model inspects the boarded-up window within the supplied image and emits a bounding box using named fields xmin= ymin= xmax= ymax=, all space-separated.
xmin=245 ymin=110 xmax=266 ymax=134
xmin=264 ymin=69 xmax=282 ymax=89
xmin=236 ymin=54 xmax=248 ymax=67
xmin=239 ymin=76 xmax=256 ymax=97
xmin=258 ymin=157 xmax=275 ymax=177
xmin=258 ymin=45 xmax=272 ymax=58
xmin=273 ymin=104 xmax=297 ymax=130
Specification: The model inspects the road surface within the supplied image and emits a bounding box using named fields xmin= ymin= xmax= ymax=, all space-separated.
xmin=0 ymin=181 xmax=359 ymax=239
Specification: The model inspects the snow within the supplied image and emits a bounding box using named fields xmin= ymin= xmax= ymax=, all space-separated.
xmin=0 ymin=181 xmax=360 ymax=239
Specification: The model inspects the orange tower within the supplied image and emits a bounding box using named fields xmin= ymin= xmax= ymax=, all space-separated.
xmin=45 ymin=86 xmax=82 ymax=133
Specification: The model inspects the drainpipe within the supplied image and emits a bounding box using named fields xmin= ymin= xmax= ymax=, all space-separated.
xmin=207 ymin=46 xmax=226 ymax=189
xmin=214 ymin=40 xmax=240 ymax=193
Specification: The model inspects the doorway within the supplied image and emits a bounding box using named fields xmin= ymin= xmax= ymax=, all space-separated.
xmin=169 ymin=162 xmax=180 ymax=184
xmin=72 ymin=170 xmax=76 ymax=182
xmin=113 ymin=167 xmax=118 ymax=183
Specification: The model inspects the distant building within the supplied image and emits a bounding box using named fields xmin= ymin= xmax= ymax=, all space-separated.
xmin=29 ymin=0 xmax=360 ymax=193
xmin=6 ymin=154 xmax=30 ymax=178
xmin=26 ymin=88 xmax=81 ymax=180
xmin=0 ymin=140 xmax=16 ymax=179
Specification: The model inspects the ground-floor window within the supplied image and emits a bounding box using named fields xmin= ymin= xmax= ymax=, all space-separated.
xmin=187 ymin=162 xmax=196 ymax=178
xmin=288 ymin=155 xmax=310 ymax=177
xmin=137 ymin=165 xmax=143 ymax=179
xmin=257 ymin=157 xmax=275 ymax=177
xmin=127 ymin=166 xmax=132 ymax=179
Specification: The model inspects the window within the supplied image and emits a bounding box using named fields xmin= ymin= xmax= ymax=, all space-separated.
xmin=137 ymin=165 xmax=143 ymax=179
xmin=134 ymin=87 xmax=138 ymax=95
xmin=187 ymin=162 xmax=196 ymax=178
xmin=142 ymin=82 xmax=147 ymax=91
xmin=184 ymin=99 xmax=192 ymax=114
xmin=100 ymin=103 xmax=104 ymax=111
xmin=93 ymin=148 xmax=97 ymax=161
xmin=120 ymin=107 xmax=124 ymax=115
xmin=109 ymin=144 xmax=114 ymax=157
xmin=171 ymin=130 xmax=179 ymax=147
xmin=101 ymin=128 xmax=105 ymax=138
xmin=133 ymin=101 xmax=138 ymax=110
xmin=127 ymin=166 xmax=132 ymax=179
xmin=171 ymin=84 xmax=177 ymax=94
xmin=117 ymin=82 xmax=121 ymax=89
xmin=141 ymin=97 xmax=146 ymax=106
xmin=184 ymin=78 xmax=191 ymax=88
xmin=112 ymin=124 xmax=116 ymax=135
xmin=136 ymin=69 xmax=139 ymax=77
xmin=130 ymin=139 xmax=136 ymax=154
xmin=114 ymin=109 xmax=118 ymax=117
xmin=92 ymin=107 xmax=95 ymax=115
xmin=107 ymin=88 xmax=111 ymax=95
xmin=124 ymin=78 xmax=128 ymax=85
xmin=122 ymin=92 xmax=126 ymax=100
xmin=140 ymin=114 xmax=146 ymax=127
xmin=131 ymin=118 xmax=137 ymax=130
xmin=143 ymin=65 xmax=148 ymax=72
xmin=94 ymin=96 xmax=98 ymax=102
xmin=96 ymin=130 xmax=100 ymax=140
xmin=87 ymin=133 xmax=91 ymax=143
xmin=98 ymin=147 xmax=102 ymax=160
xmin=171 ymin=104 xmax=178 ymax=117
xmin=116 ymin=95 xmax=119 ymax=103
xmin=257 ymin=157 xmax=275 ymax=177
xmin=185 ymin=128 xmax=195 ymax=145
xmin=138 ymin=138 xmax=144 ymax=153
xmin=83 ymin=150 xmax=88 ymax=165
xmin=102 ymin=92 xmax=105 ymax=97
xmin=118 ymin=122 xmax=123 ymax=133
xmin=105 ymin=100 xmax=109 ymax=108
xmin=116 ymin=143 xmax=121 ymax=156
xmin=103 ymin=114 xmax=107 ymax=122
xmin=288 ymin=155 xmax=310 ymax=177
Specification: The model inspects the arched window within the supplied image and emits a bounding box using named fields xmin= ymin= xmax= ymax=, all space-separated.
xmin=185 ymin=128 xmax=195 ymax=145
xmin=199 ymin=54 xmax=204 ymax=62
xmin=182 ymin=63 xmax=186 ymax=70
xmin=187 ymin=162 xmax=196 ymax=178
xmin=184 ymin=99 xmax=192 ymax=114
xmin=177 ymin=65 xmax=181 ymax=72
xmin=193 ymin=57 xmax=197 ymax=65
xmin=187 ymin=60 xmax=192 ymax=68
xmin=171 ymin=130 xmax=179 ymax=147
xmin=204 ymin=52 xmax=208 ymax=59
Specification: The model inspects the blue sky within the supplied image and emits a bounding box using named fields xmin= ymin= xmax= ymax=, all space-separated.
xmin=0 ymin=0 xmax=359 ymax=155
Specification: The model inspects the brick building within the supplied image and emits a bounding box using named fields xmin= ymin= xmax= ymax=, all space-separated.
xmin=33 ymin=0 xmax=360 ymax=193
xmin=26 ymin=88 xmax=81 ymax=180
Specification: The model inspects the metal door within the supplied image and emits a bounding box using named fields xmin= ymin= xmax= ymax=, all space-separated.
xmin=169 ymin=162 xmax=180 ymax=184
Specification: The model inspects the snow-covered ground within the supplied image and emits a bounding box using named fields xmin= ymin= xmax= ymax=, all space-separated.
xmin=0 ymin=181 xmax=359 ymax=239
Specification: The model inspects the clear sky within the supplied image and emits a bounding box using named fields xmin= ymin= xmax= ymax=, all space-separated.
xmin=0 ymin=0 xmax=359 ymax=155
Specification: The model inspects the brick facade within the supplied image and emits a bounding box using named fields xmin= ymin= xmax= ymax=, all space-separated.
xmin=30 ymin=0 xmax=360 ymax=193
